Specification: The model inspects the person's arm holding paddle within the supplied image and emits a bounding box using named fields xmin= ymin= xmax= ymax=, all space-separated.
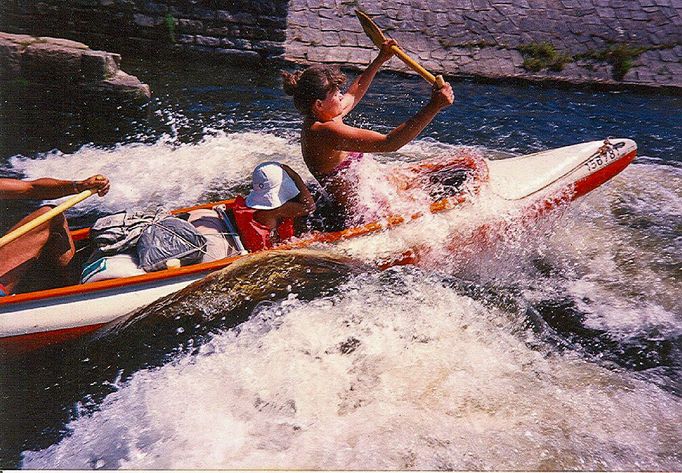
xmin=314 ymin=82 xmax=454 ymax=153
xmin=340 ymin=39 xmax=398 ymax=116
xmin=0 ymin=174 xmax=110 ymax=295
xmin=0 ymin=175 xmax=110 ymax=200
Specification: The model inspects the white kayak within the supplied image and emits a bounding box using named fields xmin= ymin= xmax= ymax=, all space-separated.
xmin=0 ymin=138 xmax=637 ymax=354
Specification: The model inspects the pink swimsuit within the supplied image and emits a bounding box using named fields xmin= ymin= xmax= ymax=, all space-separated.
xmin=317 ymin=152 xmax=364 ymax=187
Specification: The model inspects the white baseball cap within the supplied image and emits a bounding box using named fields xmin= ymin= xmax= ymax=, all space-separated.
xmin=245 ymin=162 xmax=300 ymax=210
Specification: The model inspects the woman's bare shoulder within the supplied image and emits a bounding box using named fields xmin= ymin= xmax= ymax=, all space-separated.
xmin=310 ymin=117 xmax=345 ymax=130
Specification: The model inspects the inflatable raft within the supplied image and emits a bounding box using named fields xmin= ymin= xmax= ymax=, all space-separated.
xmin=0 ymin=138 xmax=637 ymax=353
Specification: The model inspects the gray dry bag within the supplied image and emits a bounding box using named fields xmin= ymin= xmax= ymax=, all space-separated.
xmin=136 ymin=216 xmax=208 ymax=272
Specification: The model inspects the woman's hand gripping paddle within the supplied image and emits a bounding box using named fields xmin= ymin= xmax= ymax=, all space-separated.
xmin=0 ymin=190 xmax=94 ymax=249
xmin=355 ymin=9 xmax=446 ymax=89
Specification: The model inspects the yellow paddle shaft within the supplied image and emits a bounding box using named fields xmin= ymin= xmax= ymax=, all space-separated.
xmin=389 ymin=45 xmax=445 ymax=88
xmin=0 ymin=190 xmax=94 ymax=249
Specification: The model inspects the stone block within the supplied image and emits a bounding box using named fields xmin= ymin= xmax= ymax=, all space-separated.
xmin=178 ymin=19 xmax=205 ymax=34
xmin=133 ymin=13 xmax=164 ymax=28
xmin=307 ymin=0 xmax=326 ymax=8
xmin=290 ymin=1 xmax=307 ymax=12
xmin=300 ymin=27 xmax=324 ymax=45
xmin=431 ymin=47 xmax=449 ymax=60
xmin=231 ymin=12 xmax=258 ymax=25
xmin=471 ymin=0 xmax=492 ymax=10
xmin=251 ymin=40 xmax=284 ymax=54
xmin=39 ymin=37 xmax=90 ymax=50
xmin=659 ymin=48 xmax=677 ymax=61
xmin=22 ymin=42 xmax=84 ymax=83
xmin=346 ymin=47 xmax=373 ymax=64
xmin=322 ymin=31 xmax=339 ymax=46
xmin=284 ymin=40 xmax=310 ymax=59
xmin=142 ymin=1 xmax=168 ymax=15
xmin=257 ymin=15 xmax=287 ymax=29
xmin=318 ymin=8 xmax=338 ymax=20
xmin=195 ymin=35 xmax=221 ymax=47
xmin=287 ymin=11 xmax=308 ymax=27
xmin=319 ymin=17 xmax=343 ymax=31
xmin=216 ymin=10 xmax=234 ymax=23
xmin=312 ymin=45 xmax=362 ymax=64
xmin=188 ymin=7 xmax=216 ymax=21
xmin=213 ymin=47 xmax=261 ymax=63
xmin=339 ymin=33 xmax=359 ymax=47
xmin=81 ymin=49 xmax=119 ymax=81
xmin=436 ymin=13 xmax=450 ymax=27
xmin=597 ymin=8 xmax=617 ymax=18
xmin=177 ymin=34 xmax=195 ymax=44
xmin=115 ymin=0 xmax=136 ymax=10
xmin=221 ymin=37 xmax=253 ymax=50
xmin=206 ymin=25 xmax=234 ymax=36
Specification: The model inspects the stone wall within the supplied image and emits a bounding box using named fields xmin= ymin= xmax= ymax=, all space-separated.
xmin=285 ymin=0 xmax=682 ymax=89
xmin=0 ymin=0 xmax=680 ymax=89
xmin=0 ymin=32 xmax=150 ymax=110
xmin=0 ymin=0 xmax=289 ymax=64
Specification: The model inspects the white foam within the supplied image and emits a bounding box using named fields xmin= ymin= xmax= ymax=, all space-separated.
xmin=20 ymin=272 xmax=682 ymax=470
xmin=8 ymin=132 xmax=681 ymax=470
xmin=8 ymin=131 xmax=307 ymax=215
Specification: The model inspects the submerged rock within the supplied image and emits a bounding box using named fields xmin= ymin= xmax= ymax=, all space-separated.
xmin=96 ymin=248 xmax=369 ymax=342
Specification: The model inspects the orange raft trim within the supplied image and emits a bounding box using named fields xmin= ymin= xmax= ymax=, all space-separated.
xmin=0 ymin=156 xmax=487 ymax=310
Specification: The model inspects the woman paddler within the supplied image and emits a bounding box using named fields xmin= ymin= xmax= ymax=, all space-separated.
xmin=282 ymin=39 xmax=454 ymax=226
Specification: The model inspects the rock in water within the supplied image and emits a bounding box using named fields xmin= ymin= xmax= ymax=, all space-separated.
xmin=96 ymin=248 xmax=369 ymax=342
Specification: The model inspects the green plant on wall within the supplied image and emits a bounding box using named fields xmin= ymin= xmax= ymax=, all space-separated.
xmin=518 ymin=42 xmax=572 ymax=72
xmin=165 ymin=13 xmax=177 ymax=43
xmin=579 ymin=44 xmax=647 ymax=80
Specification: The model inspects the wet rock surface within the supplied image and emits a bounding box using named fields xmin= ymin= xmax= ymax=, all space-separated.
xmin=0 ymin=32 xmax=150 ymax=112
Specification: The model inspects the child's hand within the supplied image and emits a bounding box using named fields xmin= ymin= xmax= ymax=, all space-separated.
xmin=430 ymin=82 xmax=454 ymax=109
xmin=377 ymin=39 xmax=398 ymax=63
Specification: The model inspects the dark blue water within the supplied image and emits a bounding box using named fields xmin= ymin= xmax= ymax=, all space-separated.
xmin=2 ymin=57 xmax=680 ymax=164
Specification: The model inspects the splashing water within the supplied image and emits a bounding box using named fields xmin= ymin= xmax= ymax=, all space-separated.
xmin=6 ymin=131 xmax=306 ymax=217
xmin=19 ymin=269 xmax=681 ymax=470
xmin=2 ymin=128 xmax=680 ymax=470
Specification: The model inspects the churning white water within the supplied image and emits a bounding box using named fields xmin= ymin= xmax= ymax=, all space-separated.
xmin=8 ymin=131 xmax=682 ymax=470
xmin=20 ymin=270 xmax=681 ymax=470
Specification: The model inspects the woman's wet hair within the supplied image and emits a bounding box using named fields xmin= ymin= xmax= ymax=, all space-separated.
xmin=282 ymin=65 xmax=346 ymax=115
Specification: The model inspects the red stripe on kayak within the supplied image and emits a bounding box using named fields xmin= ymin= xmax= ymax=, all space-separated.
xmin=0 ymin=322 xmax=106 ymax=356
xmin=572 ymin=150 xmax=637 ymax=200
xmin=1 ymin=159 xmax=485 ymax=311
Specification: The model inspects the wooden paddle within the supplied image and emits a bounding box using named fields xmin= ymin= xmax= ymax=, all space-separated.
xmin=0 ymin=190 xmax=94 ymax=249
xmin=355 ymin=9 xmax=446 ymax=88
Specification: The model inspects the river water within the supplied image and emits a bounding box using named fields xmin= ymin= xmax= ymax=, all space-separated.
xmin=0 ymin=58 xmax=680 ymax=469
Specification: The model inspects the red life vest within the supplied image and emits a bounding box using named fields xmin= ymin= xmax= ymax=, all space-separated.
xmin=232 ymin=196 xmax=294 ymax=252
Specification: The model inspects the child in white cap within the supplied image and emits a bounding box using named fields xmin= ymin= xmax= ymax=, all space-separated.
xmin=232 ymin=162 xmax=315 ymax=252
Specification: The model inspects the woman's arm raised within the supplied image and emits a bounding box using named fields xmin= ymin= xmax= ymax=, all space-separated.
xmin=340 ymin=39 xmax=397 ymax=116
xmin=319 ymin=82 xmax=454 ymax=153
